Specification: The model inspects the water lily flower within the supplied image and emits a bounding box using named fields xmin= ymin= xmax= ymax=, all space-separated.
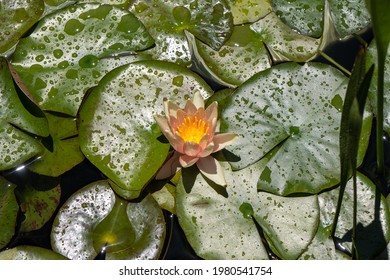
xmin=154 ymin=91 xmax=237 ymax=186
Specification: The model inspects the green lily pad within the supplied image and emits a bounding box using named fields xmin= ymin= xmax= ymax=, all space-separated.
xmin=28 ymin=113 xmax=85 ymax=177
xmin=78 ymin=60 xmax=213 ymax=200
xmin=130 ymin=0 xmax=233 ymax=66
xmin=176 ymin=158 xmax=319 ymax=259
xmin=11 ymin=3 xmax=154 ymax=116
xmin=318 ymin=172 xmax=390 ymax=259
xmin=51 ymin=180 xmax=166 ymax=260
xmin=188 ymin=24 xmax=271 ymax=87
xmin=0 ymin=58 xmax=47 ymax=170
xmin=0 ymin=177 xmax=18 ymax=250
xmin=272 ymin=0 xmax=370 ymax=39
xmin=16 ymin=179 xmax=61 ymax=233
xmin=0 ymin=0 xmax=44 ymax=54
xmin=367 ymin=40 xmax=390 ymax=135
xmin=227 ymin=0 xmax=271 ymax=25
xmin=220 ymin=62 xmax=372 ymax=195
xmin=250 ymin=12 xmax=320 ymax=62
xmin=0 ymin=245 xmax=68 ymax=260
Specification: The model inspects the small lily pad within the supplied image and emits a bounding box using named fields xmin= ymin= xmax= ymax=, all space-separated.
xmin=78 ymin=60 xmax=212 ymax=199
xmin=51 ymin=180 xmax=166 ymax=260
xmin=16 ymin=179 xmax=61 ymax=233
xmin=0 ymin=177 xmax=18 ymax=250
xmin=11 ymin=3 xmax=154 ymax=116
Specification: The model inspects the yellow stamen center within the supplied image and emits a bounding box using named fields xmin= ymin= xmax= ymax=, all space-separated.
xmin=176 ymin=116 xmax=209 ymax=144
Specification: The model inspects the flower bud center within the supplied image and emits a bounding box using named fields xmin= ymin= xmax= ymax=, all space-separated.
xmin=176 ymin=116 xmax=209 ymax=144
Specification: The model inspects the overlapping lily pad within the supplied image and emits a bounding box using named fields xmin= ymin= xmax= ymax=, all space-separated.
xmin=191 ymin=12 xmax=321 ymax=86
xmin=78 ymin=60 xmax=213 ymax=199
xmin=220 ymin=62 xmax=372 ymax=195
xmin=27 ymin=113 xmax=85 ymax=177
xmin=0 ymin=58 xmax=48 ymax=170
xmin=11 ymin=3 xmax=154 ymax=116
xmin=176 ymin=157 xmax=319 ymax=259
xmin=272 ymin=0 xmax=370 ymax=39
xmin=130 ymin=0 xmax=233 ymax=66
xmin=51 ymin=180 xmax=166 ymax=260
xmin=0 ymin=177 xmax=18 ymax=250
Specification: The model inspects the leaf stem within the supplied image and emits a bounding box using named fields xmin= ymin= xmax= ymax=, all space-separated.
xmin=318 ymin=50 xmax=352 ymax=76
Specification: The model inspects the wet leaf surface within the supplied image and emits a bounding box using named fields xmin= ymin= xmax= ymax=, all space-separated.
xmin=0 ymin=0 xmax=45 ymax=54
xmin=272 ymin=0 xmax=370 ymax=38
xmin=11 ymin=3 xmax=154 ymax=116
xmin=220 ymin=62 xmax=371 ymax=195
xmin=0 ymin=58 xmax=48 ymax=170
xmin=176 ymin=158 xmax=319 ymax=259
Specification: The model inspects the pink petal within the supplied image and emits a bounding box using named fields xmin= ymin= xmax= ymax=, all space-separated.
xmin=212 ymin=133 xmax=238 ymax=152
xmin=154 ymin=114 xmax=174 ymax=139
xmin=205 ymin=101 xmax=218 ymax=122
xmin=166 ymin=101 xmax=181 ymax=119
xmin=183 ymin=141 xmax=201 ymax=157
xmin=154 ymin=114 xmax=184 ymax=152
xmin=155 ymin=152 xmax=181 ymax=179
xmin=196 ymin=156 xmax=226 ymax=186
xmin=198 ymin=142 xmax=214 ymax=157
xmin=184 ymin=100 xmax=197 ymax=115
xmin=179 ymin=154 xmax=199 ymax=167
xmin=192 ymin=91 xmax=205 ymax=109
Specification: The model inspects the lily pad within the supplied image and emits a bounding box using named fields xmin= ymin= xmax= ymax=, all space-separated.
xmin=130 ymin=0 xmax=233 ymax=65
xmin=78 ymin=60 xmax=213 ymax=200
xmin=51 ymin=180 xmax=166 ymax=260
xmin=11 ymin=3 xmax=154 ymax=116
xmin=367 ymin=40 xmax=390 ymax=135
xmin=176 ymin=157 xmax=319 ymax=259
xmin=318 ymin=172 xmax=390 ymax=259
xmin=0 ymin=177 xmax=18 ymax=250
xmin=220 ymin=62 xmax=372 ymax=195
xmin=0 ymin=58 xmax=47 ymax=170
xmin=0 ymin=245 xmax=68 ymax=260
xmin=272 ymin=0 xmax=370 ymax=39
xmin=188 ymin=24 xmax=271 ymax=87
xmin=28 ymin=113 xmax=85 ymax=177
xmin=16 ymin=179 xmax=61 ymax=233
xmin=0 ymin=0 xmax=44 ymax=54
